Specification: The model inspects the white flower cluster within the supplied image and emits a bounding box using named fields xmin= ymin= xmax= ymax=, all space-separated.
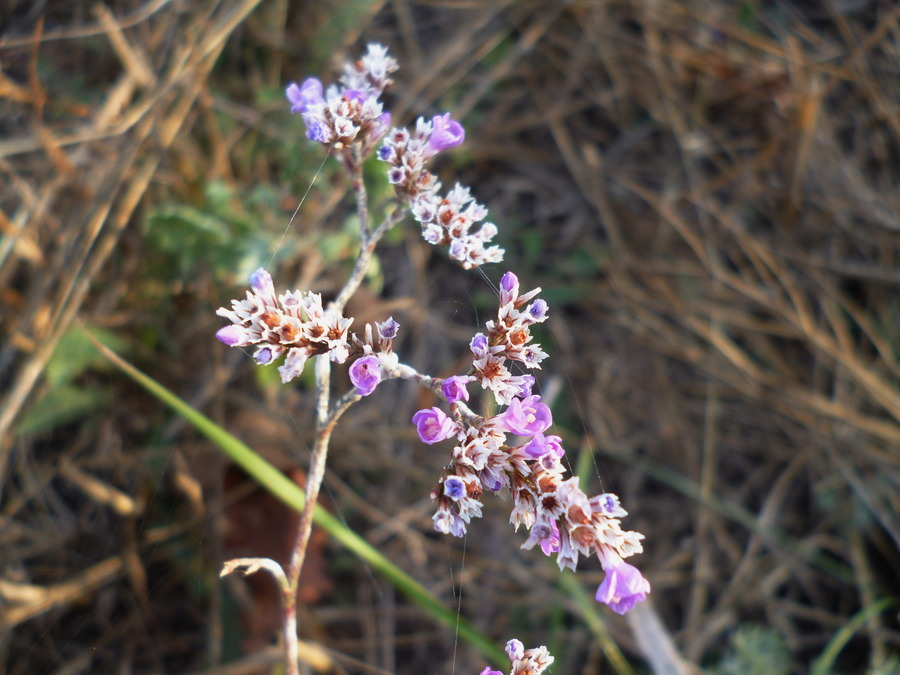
xmin=479 ymin=639 xmax=554 ymax=675
xmin=286 ymin=43 xmax=397 ymax=155
xmin=215 ymin=268 xmax=353 ymax=383
xmin=471 ymin=271 xmax=548 ymax=404
xmin=379 ymin=113 xmax=504 ymax=268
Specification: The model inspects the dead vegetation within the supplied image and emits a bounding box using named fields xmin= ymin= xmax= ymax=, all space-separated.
xmin=1 ymin=1 xmax=898 ymax=673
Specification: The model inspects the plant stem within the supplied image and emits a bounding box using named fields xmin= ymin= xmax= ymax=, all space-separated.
xmin=283 ymin=353 xmax=332 ymax=675
xmin=352 ymin=146 xmax=370 ymax=241
xmin=280 ymin=169 xmax=403 ymax=674
xmin=332 ymin=206 xmax=404 ymax=313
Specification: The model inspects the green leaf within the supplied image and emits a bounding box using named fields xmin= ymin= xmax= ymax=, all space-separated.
xmin=811 ymin=598 xmax=897 ymax=675
xmin=16 ymin=384 xmax=110 ymax=436
xmin=45 ymin=325 xmax=127 ymax=387
xmin=713 ymin=625 xmax=790 ymax=675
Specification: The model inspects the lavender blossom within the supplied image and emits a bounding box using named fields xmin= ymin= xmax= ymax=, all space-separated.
xmin=418 ymin=280 xmax=649 ymax=613
xmin=441 ymin=375 xmax=473 ymax=403
xmin=478 ymin=641 xmax=554 ymax=675
xmin=285 ymin=77 xmax=325 ymax=114
xmin=349 ymin=355 xmax=382 ymax=396
xmin=215 ymin=267 xmax=352 ymax=383
xmin=500 ymin=395 xmax=552 ymax=436
xmin=505 ymin=639 xmax=524 ymax=662
xmin=376 ymin=317 xmax=400 ymax=340
xmin=412 ymin=407 xmax=458 ymax=444
xmin=428 ymin=113 xmax=465 ymax=153
xmin=286 ymin=44 xmax=397 ymax=159
xmin=595 ymin=556 xmax=652 ymax=615
xmin=377 ymin=117 xmax=503 ymax=268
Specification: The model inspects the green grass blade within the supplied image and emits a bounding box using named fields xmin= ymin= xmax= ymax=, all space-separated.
xmin=88 ymin=331 xmax=506 ymax=666
xmin=810 ymin=597 xmax=896 ymax=675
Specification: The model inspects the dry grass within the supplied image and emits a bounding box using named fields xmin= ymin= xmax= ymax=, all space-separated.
xmin=1 ymin=0 xmax=898 ymax=673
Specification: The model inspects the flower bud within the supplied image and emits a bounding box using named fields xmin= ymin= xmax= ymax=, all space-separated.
xmin=216 ymin=324 xmax=248 ymax=346
xmin=376 ymin=317 xmax=400 ymax=340
xmin=440 ymin=375 xmax=472 ymax=403
xmin=349 ymin=355 xmax=382 ymax=396
xmin=412 ymin=407 xmax=457 ymax=444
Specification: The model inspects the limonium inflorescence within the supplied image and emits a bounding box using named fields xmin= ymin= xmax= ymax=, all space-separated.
xmin=417 ymin=271 xmax=650 ymax=614
xmin=286 ymin=43 xmax=397 ymax=163
xmin=479 ymin=639 xmax=554 ymax=675
xmin=215 ymin=266 xmax=399 ymax=388
xmin=216 ymin=49 xmax=648 ymax=675
xmin=378 ymin=117 xmax=504 ymax=269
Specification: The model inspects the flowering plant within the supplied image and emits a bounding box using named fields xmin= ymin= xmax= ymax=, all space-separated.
xmin=216 ymin=43 xmax=649 ymax=674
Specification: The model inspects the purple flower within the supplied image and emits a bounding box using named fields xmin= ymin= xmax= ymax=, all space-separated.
xmin=529 ymin=298 xmax=549 ymax=321
xmin=592 ymin=493 xmax=622 ymax=516
xmin=443 ymin=476 xmax=466 ymax=500
xmin=249 ymin=267 xmax=274 ymax=297
xmin=499 ymin=271 xmax=519 ymax=305
xmin=376 ymin=317 xmax=400 ymax=340
xmin=470 ymin=333 xmax=489 ymax=357
xmin=286 ymin=77 xmax=324 ymax=114
xmin=412 ymin=407 xmax=457 ymax=444
xmin=255 ymin=346 xmax=274 ymax=364
xmin=500 ymin=395 xmax=552 ymax=436
xmin=428 ymin=113 xmax=465 ymax=153
xmin=305 ymin=119 xmax=329 ymax=143
xmin=441 ymin=375 xmax=472 ymax=403
xmin=522 ymin=432 xmax=563 ymax=460
xmin=595 ymin=559 xmax=651 ymax=615
xmin=516 ymin=374 xmax=536 ymax=398
xmin=505 ymin=638 xmax=524 ymax=662
xmin=540 ymin=520 xmax=560 ymax=556
xmin=342 ymin=88 xmax=368 ymax=105
xmin=216 ymin=324 xmax=248 ymax=346
xmin=479 ymin=669 xmax=503 ymax=675
xmin=349 ymin=355 xmax=382 ymax=396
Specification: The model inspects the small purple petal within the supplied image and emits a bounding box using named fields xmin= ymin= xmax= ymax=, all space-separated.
xmin=539 ymin=520 xmax=560 ymax=556
xmin=517 ymin=375 xmax=536 ymax=398
xmin=444 ymin=476 xmax=466 ymax=500
xmin=427 ymin=112 xmax=465 ymax=153
xmin=349 ymin=355 xmax=382 ymax=396
xmin=343 ymin=88 xmax=368 ymax=105
xmin=529 ymin=298 xmax=549 ymax=320
xmin=286 ymin=77 xmax=324 ymax=114
xmin=305 ymin=120 xmax=329 ymax=143
xmin=248 ymin=267 xmax=273 ymax=295
xmin=522 ymin=431 xmax=559 ymax=459
xmin=412 ymin=407 xmax=457 ymax=444
xmin=470 ymin=333 xmax=489 ymax=357
xmin=216 ymin=324 xmax=246 ymax=347
xmin=440 ymin=375 xmax=472 ymax=403
xmin=376 ymin=317 xmax=400 ymax=340
xmin=595 ymin=560 xmax=651 ymax=615
xmin=505 ymin=639 xmax=524 ymax=661
xmin=499 ymin=271 xmax=519 ymax=306
xmin=500 ymin=395 xmax=552 ymax=436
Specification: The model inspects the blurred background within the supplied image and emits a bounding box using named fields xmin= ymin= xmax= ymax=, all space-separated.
xmin=1 ymin=1 xmax=899 ymax=673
